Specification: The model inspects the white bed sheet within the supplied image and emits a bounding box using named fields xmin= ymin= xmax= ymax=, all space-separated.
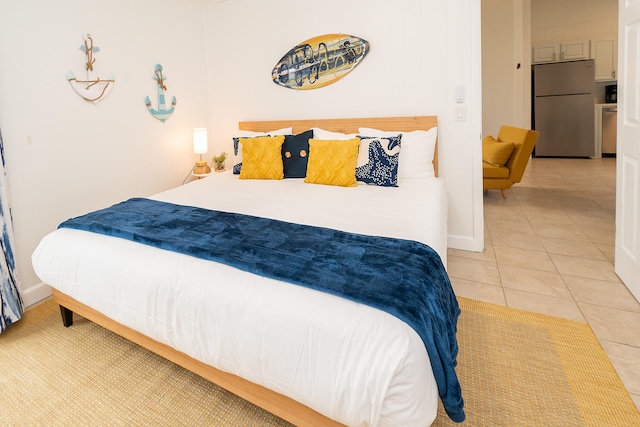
xmin=32 ymin=172 xmax=449 ymax=427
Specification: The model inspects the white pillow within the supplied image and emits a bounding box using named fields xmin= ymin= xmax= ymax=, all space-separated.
xmin=311 ymin=127 xmax=358 ymax=140
xmin=233 ymin=127 xmax=293 ymax=174
xmin=358 ymin=127 xmax=437 ymax=179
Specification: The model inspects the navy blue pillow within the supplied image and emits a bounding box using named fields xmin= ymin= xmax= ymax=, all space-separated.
xmin=282 ymin=130 xmax=313 ymax=178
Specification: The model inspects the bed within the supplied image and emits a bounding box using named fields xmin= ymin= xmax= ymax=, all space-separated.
xmin=32 ymin=116 xmax=464 ymax=426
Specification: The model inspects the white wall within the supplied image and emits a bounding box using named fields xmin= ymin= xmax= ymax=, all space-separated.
xmin=0 ymin=0 xmax=484 ymax=306
xmin=482 ymin=0 xmax=532 ymax=136
xmin=0 ymin=0 xmax=211 ymax=305
xmin=203 ymin=0 xmax=484 ymax=252
xmin=531 ymin=0 xmax=618 ymax=44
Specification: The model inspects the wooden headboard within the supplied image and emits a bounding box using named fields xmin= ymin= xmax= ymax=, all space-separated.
xmin=239 ymin=116 xmax=438 ymax=177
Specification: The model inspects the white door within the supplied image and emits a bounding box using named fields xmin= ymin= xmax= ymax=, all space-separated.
xmin=615 ymin=0 xmax=640 ymax=302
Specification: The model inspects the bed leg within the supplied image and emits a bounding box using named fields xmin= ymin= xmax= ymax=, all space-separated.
xmin=59 ymin=305 xmax=74 ymax=327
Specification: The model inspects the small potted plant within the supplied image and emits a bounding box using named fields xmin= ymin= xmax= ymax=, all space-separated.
xmin=212 ymin=152 xmax=228 ymax=172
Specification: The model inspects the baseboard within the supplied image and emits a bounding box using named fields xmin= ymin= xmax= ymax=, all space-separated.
xmin=448 ymin=234 xmax=484 ymax=252
xmin=22 ymin=282 xmax=52 ymax=309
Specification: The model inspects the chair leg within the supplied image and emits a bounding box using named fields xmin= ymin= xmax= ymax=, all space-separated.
xmin=501 ymin=189 xmax=507 ymax=199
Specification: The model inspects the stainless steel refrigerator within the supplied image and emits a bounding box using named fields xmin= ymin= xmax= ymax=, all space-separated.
xmin=532 ymin=60 xmax=595 ymax=157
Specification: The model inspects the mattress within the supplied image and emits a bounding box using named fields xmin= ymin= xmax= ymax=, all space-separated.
xmin=32 ymin=172 xmax=450 ymax=427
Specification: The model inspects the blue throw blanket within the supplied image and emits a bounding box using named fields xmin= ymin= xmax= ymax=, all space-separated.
xmin=59 ymin=197 xmax=465 ymax=422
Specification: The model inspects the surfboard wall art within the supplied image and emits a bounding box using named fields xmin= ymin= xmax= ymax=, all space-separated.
xmin=272 ymin=34 xmax=369 ymax=90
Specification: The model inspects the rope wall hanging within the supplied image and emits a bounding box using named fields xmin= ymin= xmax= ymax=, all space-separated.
xmin=145 ymin=64 xmax=177 ymax=122
xmin=67 ymin=34 xmax=115 ymax=104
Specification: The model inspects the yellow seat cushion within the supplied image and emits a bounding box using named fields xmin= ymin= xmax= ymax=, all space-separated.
xmin=482 ymin=136 xmax=515 ymax=167
xmin=239 ymin=135 xmax=285 ymax=180
xmin=305 ymin=138 xmax=360 ymax=187
xmin=482 ymin=162 xmax=510 ymax=179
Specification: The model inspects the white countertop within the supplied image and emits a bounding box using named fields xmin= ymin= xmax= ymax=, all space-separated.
xmin=595 ymin=103 xmax=617 ymax=107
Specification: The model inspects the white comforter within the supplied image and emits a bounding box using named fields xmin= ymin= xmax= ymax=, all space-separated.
xmin=32 ymin=172 xmax=449 ymax=427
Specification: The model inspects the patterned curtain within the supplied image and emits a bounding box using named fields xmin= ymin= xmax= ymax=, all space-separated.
xmin=0 ymin=129 xmax=23 ymax=333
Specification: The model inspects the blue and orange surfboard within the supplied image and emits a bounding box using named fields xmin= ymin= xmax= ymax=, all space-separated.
xmin=272 ymin=34 xmax=370 ymax=90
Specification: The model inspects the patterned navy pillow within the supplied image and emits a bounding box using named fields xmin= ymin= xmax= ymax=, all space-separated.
xmin=232 ymin=137 xmax=242 ymax=174
xmin=355 ymin=135 xmax=402 ymax=187
xmin=282 ymin=130 xmax=313 ymax=178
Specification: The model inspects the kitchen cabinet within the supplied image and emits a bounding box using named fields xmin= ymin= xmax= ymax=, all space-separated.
xmin=532 ymin=40 xmax=589 ymax=63
xmin=591 ymin=38 xmax=617 ymax=81
xmin=560 ymin=40 xmax=590 ymax=61
xmin=532 ymin=39 xmax=616 ymax=72
xmin=532 ymin=44 xmax=560 ymax=63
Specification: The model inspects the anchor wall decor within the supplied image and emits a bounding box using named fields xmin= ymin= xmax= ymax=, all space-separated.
xmin=145 ymin=64 xmax=176 ymax=122
xmin=67 ymin=34 xmax=115 ymax=104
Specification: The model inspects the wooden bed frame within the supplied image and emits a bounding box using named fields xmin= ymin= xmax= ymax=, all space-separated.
xmin=240 ymin=115 xmax=438 ymax=177
xmin=54 ymin=115 xmax=439 ymax=427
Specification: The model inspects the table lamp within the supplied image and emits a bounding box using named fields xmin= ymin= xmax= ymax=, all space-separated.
xmin=193 ymin=128 xmax=211 ymax=174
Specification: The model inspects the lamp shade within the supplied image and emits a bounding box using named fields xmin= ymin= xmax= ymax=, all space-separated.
xmin=193 ymin=128 xmax=208 ymax=155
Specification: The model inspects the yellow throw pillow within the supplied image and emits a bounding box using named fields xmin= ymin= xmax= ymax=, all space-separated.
xmin=239 ymin=135 xmax=285 ymax=180
xmin=482 ymin=137 xmax=515 ymax=167
xmin=305 ymin=138 xmax=360 ymax=187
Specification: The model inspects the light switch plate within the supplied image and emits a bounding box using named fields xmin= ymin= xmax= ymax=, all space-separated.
xmin=454 ymin=106 xmax=466 ymax=121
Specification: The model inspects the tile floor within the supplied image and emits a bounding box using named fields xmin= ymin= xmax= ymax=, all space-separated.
xmin=447 ymin=157 xmax=640 ymax=411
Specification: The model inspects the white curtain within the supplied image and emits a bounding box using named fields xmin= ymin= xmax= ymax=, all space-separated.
xmin=0 ymin=129 xmax=23 ymax=333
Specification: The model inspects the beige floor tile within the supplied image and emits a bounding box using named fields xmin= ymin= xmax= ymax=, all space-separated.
xmin=518 ymin=197 xmax=568 ymax=210
xmin=599 ymin=340 xmax=640 ymax=396
xmin=447 ymin=256 xmax=501 ymax=286
xmin=567 ymin=209 xmax=615 ymax=224
xmin=485 ymin=218 xmax=536 ymax=237
xmin=450 ymin=277 xmax=506 ymax=306
xmin=524 ymin=208 xmax=575 ymax=226
xmin=477 ymin=157 xmax=640 ymax=403
xmin=540 ymin=237 xmax=608 ymax=260
xmin=489 ymin=229 xmax=545 ymax=252
xmin=578 ymin=303 xmax=640 ymax=347
xmin=499 ymin=265 xmax=571 ymax=298
xmin=483 ymin=205 xmax=525 ymax=222
xmin=448 ymin=245 xmax=495 ymax=263
xmin=503 ymin=288 xmax=586 ymax=322
xmin=550 ymin=254 xmax=620 ymax=282
xmin=530 ymin=222 xmax=589 ymax=240
xmin=571 ymin=184 xmax=614 ymax=193
xmin=493 ymin=245 xmax=557 ymax=273
xmin=563 ymin=276 xmax=640 ymax=312
xmin=581 ymin=226 xmax=616 ymax=246
xmin=572 ymin=216 xmax=616 ymax=230
xmin=595 ymin=198 xmax=616 ymax=213
xmin=595 ymin=243 xmax=615 ymax=262
xmin=483 ymin=191 xmax=521 ymax=206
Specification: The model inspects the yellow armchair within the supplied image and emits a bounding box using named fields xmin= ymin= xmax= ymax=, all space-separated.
xmin=482 ymin=125 xmax=539 ymax=199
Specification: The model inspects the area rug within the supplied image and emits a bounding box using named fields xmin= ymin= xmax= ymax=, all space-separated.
xmin=1 ymin=298 xmax=638 ymax=426
xmin=433 ymin=298 xmax=640 ymax=427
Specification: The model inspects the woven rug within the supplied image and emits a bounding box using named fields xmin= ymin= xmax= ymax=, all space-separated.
xmin=1 ymin=298 xmax=639 ymax=426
